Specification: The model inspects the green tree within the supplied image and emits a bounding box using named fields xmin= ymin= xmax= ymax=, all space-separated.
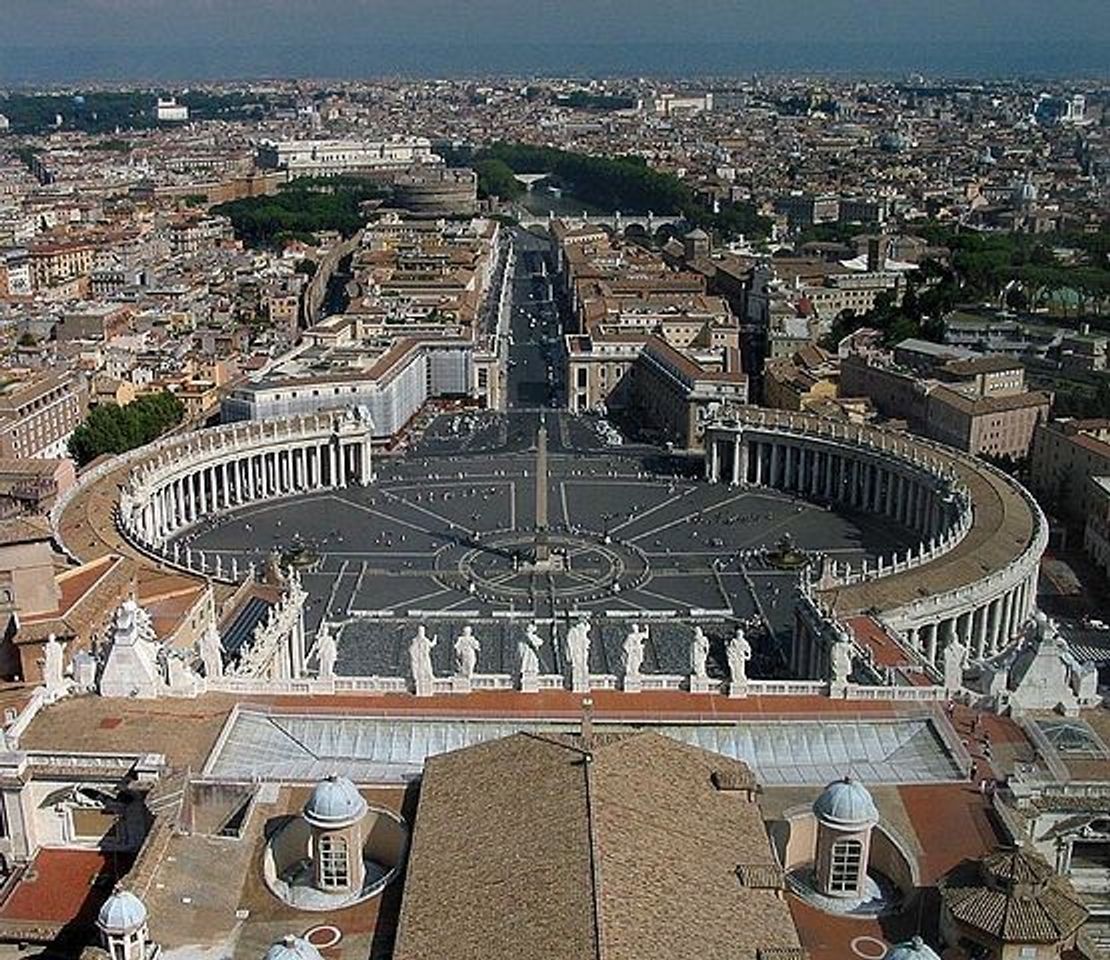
xmin=67 ymin=391 xmax=185 ymax=466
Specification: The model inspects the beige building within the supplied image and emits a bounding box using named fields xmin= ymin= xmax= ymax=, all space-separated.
xmin=567 ymin=333 xmax=748 ymax=451
xmin=1083 ymin=475 xmax=1110 ymax=579
xmin=0 ymin=371 xmax=88 ymax=460
xmin=763 ymin=346 xmax=839 ymax=412
xmin=0 ymin=458 xmax=76 ymax=517
xmin=840 ymin=354 xmax=1050 ymax=460
xmin=1030 ymin=418 xmax=1110 ymax=525
xmin=926 ymin=387 xmax=1051 ymax=460
xmin=28 ymin=240 xmax=94 ymax=290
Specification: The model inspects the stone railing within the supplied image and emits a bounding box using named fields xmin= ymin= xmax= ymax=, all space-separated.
xmin=202 ymin=672 xmax=840 ymax=699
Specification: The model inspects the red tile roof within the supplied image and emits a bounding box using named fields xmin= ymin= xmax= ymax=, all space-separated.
xmin=0 ymin=848 xmax=132 ymax=928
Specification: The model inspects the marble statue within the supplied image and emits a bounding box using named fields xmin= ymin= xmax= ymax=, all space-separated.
xmin=726 ymin=626 xmax=752 ymax=687
xmin=454 ymin=626 xmax=480 ymax=680
xmin=830 ymin=632 xmax=854 ymax=685
xmin=199 ymin=623 xmax=223 ymax=680
xmin=943 ymin=636 xmax=967 ymax=691
xmin=566 ymin=618 xmax=591 ymax=692
xmin=518 ymin=622 xmax=543 ymax=685
xmin=690 ymin=626 xmax=710 ymax=679
xmin=622 ymin=624 xmax=647 ymax=682
xmin=409 ymin=625 xmax=437 ymax=696
xmin=43 ymin=633 xmax=66 ymax=694
xmin=316 ymin=623 xmax=338 ymax=680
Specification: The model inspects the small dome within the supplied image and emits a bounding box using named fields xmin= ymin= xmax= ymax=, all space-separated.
xmin=264 ymin=936 xmax=324 ymax=960
xmin=97 ymin=890 xmax=147 ymax=934
xmin=304 ymin=774 xmax=367 ymax=828
xmin=813 ymin=777 xmax=879 ymax=828
xmin=886 ymin=936 xmax=941 ymax=960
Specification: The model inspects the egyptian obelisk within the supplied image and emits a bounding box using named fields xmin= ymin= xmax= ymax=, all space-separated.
xmin=534 ymin=420 xmax=550 ymax=563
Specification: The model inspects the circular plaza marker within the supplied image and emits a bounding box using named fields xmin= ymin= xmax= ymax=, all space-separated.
xmin=303 ymin=925 xmax=342 ymax=950
xmin=850 ymin=936 xmax=888 ymax=959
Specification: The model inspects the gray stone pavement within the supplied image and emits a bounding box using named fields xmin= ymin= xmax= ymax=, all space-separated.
xmin=184 ymin=410 xmax=916 ymax=679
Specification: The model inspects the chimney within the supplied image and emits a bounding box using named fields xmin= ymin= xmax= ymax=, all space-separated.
xmin=580 ymin=696 xmax=595 ymax=750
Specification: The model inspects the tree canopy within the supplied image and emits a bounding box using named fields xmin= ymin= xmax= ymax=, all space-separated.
xmin=213 ymin=178 xmax=385 ymax=249
xmin=68 ymin=391 xmax=185 ymax=466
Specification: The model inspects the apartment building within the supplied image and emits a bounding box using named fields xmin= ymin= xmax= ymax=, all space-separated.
xmin=840 ymin=353 xmax=1049 ymax=459
xmin=0 ymin=372 xmax=89 ymax=460
xmin=1030 ymin=419 xmax=1110 ymax=525
xmin=27 ymin=240 xmax=93 ymax=290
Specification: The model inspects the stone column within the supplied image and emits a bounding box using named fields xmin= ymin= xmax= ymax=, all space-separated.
xmin=999 ymin=591 xmax=1014 ymax=645
xmin=769 ymin=443 xmax=780 ymax=489
xmin=973 ymin=606 xmax=988 ymax=659
xmin=925 ymin=622 xmax=938 ymax=665
xmin=994 ymin=594 xmax=1012 ymax=657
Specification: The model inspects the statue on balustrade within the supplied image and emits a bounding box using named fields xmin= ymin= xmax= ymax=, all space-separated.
xmin=409 ymin=625 xmax=437 ymax=696
xmin=943 ymin=635 xmax=968 ymax=691
xmin=43 ymin=633 xmax=66 ymax=694
xmin=622 ymin=624 xmax=647 ymax=682
xmin=727 ymin=626 xmax=752 ymax=687
xmin=830 ymin=628 xmax=854 ymax=685
xmin=199 ymin=622 xmax=223 ymax=679
xmin=689 ymin=626 xmax=710 ymax=680
xmin=454 ymin=626 xmax=481 ymax=680
xmin=518 ymin=622 xmax=543 ymax=683
xmin=565 ymin=619 xmax=592 ymax=692
xmin=316 ymin=623 xmax=338 ymax=680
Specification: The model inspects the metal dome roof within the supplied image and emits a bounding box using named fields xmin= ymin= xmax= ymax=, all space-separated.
xmin=97 ymin=890 xmax=147 ymax=934
xmin=812 ymin=776 xmax=879 ymax=828
xmin=264 ymin=936 xmax=324 ymax=960
xmin=303 ymin=774 xmax=367 ymax=828
xmin=886 ymin=936 xmax=941 ymax=960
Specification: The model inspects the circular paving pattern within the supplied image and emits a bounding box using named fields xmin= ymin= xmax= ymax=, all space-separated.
xmin=437 ymin=531 xmax=648 ymax=602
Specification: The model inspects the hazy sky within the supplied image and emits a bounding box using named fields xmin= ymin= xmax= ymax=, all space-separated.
xmin=1 ymin=0 xmax=1108 ymax=81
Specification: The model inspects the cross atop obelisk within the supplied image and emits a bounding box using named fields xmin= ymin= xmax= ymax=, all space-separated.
xmin=534 ymin=419 xmax=550 ymax=563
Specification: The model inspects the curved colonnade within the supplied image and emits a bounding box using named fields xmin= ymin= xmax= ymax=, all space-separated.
xmin=705 ymin=409 xmax=1047 ymax=668
xmin=108 ymin=411 xmax=374 ymax=581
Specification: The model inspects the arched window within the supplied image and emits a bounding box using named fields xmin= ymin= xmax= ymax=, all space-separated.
xmin=829 ymin=837 xmax=864 ymax=893
xmin=318 ymin=833 xmax=350 ymax=890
